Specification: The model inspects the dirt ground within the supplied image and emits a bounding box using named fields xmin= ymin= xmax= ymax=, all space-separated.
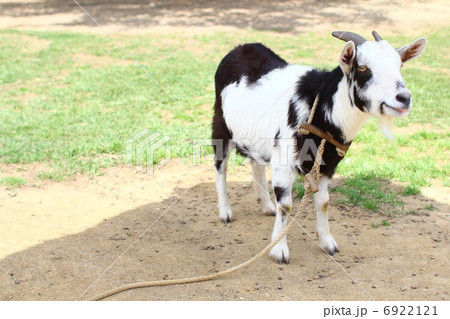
xmin=0 ymin=0 xmax=449 ymax=301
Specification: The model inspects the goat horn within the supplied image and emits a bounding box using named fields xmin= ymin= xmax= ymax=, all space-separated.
xmin=372 ymin=30 xmax=383 ymax=41
xmin=332 ymin=31 xmax=367 ymax=46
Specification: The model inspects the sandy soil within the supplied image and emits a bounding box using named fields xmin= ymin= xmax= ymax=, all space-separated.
xmin=0 ymin=0 xmax=449 ymax=301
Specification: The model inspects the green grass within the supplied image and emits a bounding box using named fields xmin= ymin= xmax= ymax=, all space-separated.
xmin=332 ymin=173 xmax=402 ymax=212
xmin=292 ymin=180 xmax=305 ymax=198
xmin=371 ymin=220 xmax=391 ymax=228
xmin=36 ymin=171 xmax=64 ymax=182
xmin=403 ymin=209 xmax=418 ymax=215
xmin=0 ymin=27 xmax=449 ymax=199
xmin=0 ymin=176 xmax=26 ymax=189
xmin=402 ymin=185 xmax=421 ymax=196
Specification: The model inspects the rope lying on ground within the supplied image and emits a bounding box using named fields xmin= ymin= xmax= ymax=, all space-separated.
xmin=88 ymin=138 xmax=326 ymax=301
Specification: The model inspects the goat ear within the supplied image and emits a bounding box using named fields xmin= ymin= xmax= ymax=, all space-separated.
xmin=397 ymin=37 xmax=427 ymax=63
xmin=339 ymin=41 xmax=356 ymax=74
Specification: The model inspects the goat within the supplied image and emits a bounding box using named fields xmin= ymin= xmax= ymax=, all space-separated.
xmin=211 ymin=31 xmax=426 ymax=264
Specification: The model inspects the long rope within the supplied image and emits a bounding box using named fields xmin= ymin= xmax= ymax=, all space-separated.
xmin=88 ymin=139 xmax=326 ymax=301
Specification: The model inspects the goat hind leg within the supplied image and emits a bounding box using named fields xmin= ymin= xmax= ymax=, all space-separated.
xmin=214 ymin=146 xmax=233 ymax=224
xmin=251 ymin=160 xmax=275 ymax=216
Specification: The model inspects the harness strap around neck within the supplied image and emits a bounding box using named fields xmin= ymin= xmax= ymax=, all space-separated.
xmin=297 ymin=94 xmax=349 ymax=157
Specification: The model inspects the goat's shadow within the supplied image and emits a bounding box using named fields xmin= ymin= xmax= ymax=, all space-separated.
xmin=0 ymin=176 xmax=448 ymax=301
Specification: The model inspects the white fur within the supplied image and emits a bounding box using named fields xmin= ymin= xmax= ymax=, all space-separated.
xmin=359 ymin=41 xmax=405 ymax=113
xmin=215 ymin=150 xmax=232 ymax=223
xmin=270 ymin=211 xmax=289 ymax=263
xmin=269 ymin=164 xmax=296 ymax=262
xmin=379 ymin=116 xmax=395 ymax=140
xmin=314 ymin=177 xmax=339 ymax=254
xmin=222 ymin=65 xmax=311 ymax=160
xmin=331 ymin=79 xmax=370 ymax=143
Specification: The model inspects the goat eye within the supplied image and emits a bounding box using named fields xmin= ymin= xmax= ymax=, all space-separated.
xmin=357 ymin=65 xmax=367 ymax=72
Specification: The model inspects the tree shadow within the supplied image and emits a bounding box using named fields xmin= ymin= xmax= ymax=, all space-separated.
xmin=2 ymin=0 xmax=392 ymax=32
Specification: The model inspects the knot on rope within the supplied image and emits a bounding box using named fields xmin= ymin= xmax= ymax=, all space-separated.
xmin=299 ymin=128 xmax=309 ymax=135
xmin=336 ymin=148 xmax=346 ymax=157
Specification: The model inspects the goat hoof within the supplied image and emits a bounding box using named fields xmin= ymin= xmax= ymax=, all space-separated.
xmin=264 ymin=210 xmax=276 ymax=216
xmin=325 ymin=246 xmax=339 ymax=255
xmin=327 ymin=247 xmax=339 ymax=256
xmin=324 ymin=246 xmax=339 ymax=255
xmin=319 ymin=234 xmax=339 ymax=255
xmin=270 ymin=245 xmax=290 ymax=264
xmin=219 ymin=207 xmax=232 ymax=224
xmin=257 ymin=198 xmax=262 ymax=204
xmin=220 ymin=216 xmax=231 ymax=224
xmin=275 ymin=253 xmax=290 ymax=264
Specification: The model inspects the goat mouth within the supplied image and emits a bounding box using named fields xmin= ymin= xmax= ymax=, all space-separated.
xmin=381 ymin=102 xmax=409 ymax=114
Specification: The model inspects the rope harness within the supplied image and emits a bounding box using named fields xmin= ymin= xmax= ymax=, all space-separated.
xmin=89 ymin=95 xmax=334 ymax=301
xmin=299 ymin=94 xmax=349 ymax=157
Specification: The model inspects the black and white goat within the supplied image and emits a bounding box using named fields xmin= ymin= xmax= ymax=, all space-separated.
xmin=211 ymin=31 xmax=426 ymax=264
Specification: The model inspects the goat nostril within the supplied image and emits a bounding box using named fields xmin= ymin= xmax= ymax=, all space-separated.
xmin=396 ymin=93 xmax=411 ymax=106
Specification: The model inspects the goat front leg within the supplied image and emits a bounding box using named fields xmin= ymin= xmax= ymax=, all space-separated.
xmin=314 ymin=177 xmax=339 ymax=255
xmin=269 ymin=165 xmax=295 ymax=264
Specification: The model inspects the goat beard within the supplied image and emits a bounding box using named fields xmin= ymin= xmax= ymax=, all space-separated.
xmin=379 ymin=116 xmax=395 ymax=141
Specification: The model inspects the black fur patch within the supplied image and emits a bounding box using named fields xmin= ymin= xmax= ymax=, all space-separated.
xmin=295 ymin=136 xmax=346 ymax=178
xmin=353 ymin=86 xmax=369 ymax=112
xmin=214 ymin=43 xmax=288 ymax=95
xmin=212 ymin=100 xmax=232 ymax=171
xmin=287 ymin=100 xmax=299 ymax=128
xmin=296 ymin=67 xmax=345 ymax=142
xmin=235 ymin=144 xmax=251 ymax=159
xmin=353 ymin=63 xmax=373 ymax=88
xmin=274 ymin=186 xmax=289 ymax=202
xmin=294 ymin=67 xmax=352 ymax=178
xmin=350 ymin=62 xmax=372 ymax=112
xmin=212 ymin=43 xmax=288 ymax=170
xmin=274 ymin=129 xmax=281 ymax=147
xmin=235 ymin=144 xmax=270 ymax=163
xmin=214 ymin=160 xmax=223 ymax=171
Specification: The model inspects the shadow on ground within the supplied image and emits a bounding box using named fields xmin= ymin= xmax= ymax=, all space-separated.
xmin=1 ymin=178 xmax=448 ymax=301
xmin=1 ymin=0 xmax=391 ymax=32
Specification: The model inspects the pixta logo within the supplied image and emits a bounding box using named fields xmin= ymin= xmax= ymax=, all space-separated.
xmin=126 ymin=129 xmax=171 ymax=175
